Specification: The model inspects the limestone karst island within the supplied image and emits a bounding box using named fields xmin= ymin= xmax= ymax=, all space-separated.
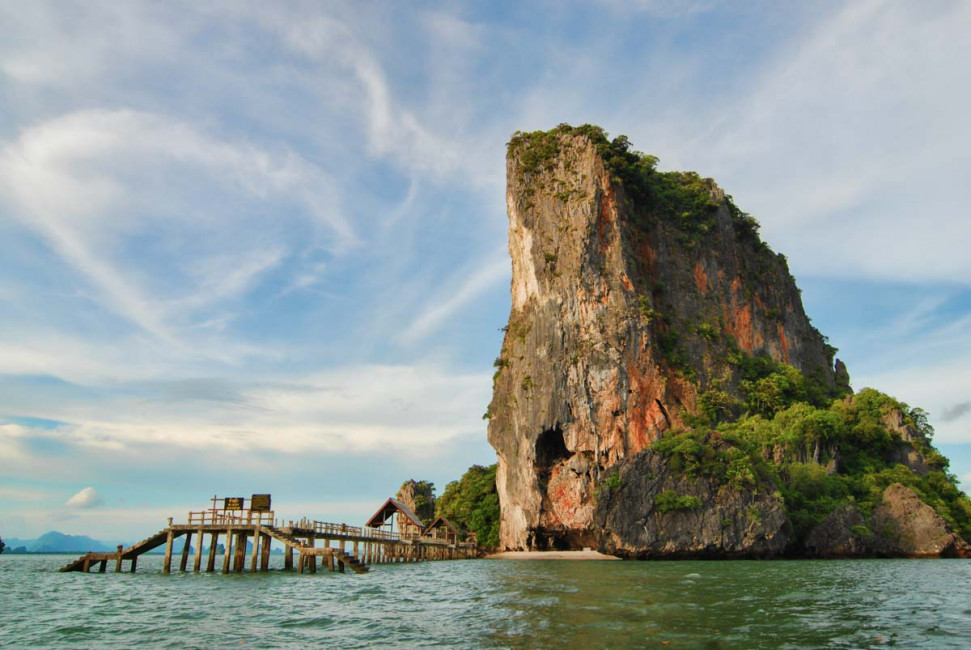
xmin=45 ymin=124 xmax=971 ymax=576
xmin=485 ymin=124 xmax=971 ymax=559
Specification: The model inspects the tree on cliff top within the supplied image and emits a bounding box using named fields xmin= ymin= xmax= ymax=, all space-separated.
xmin=436 ymin=464 xmax=500 ymax=549
xmin=397 ymin=480 xmax=436 ymax=523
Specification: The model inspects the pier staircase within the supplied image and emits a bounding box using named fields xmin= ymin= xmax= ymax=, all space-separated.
xmin=59 ymin=555 xmax=92 ymax=573
xmin=262 ymin=525 xmax=305 ymax=549
xmin=59 ymin=529 xmax=170 ymax=572
xmin=333 ymin=548 xmax=369 ymax=574
xmin=263 ymin=525 xmax=369 ymax=573
xmin=121 ymin=529 xmax=170 ymax=557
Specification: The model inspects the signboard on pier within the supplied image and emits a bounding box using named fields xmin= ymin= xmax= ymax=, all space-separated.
xmin=224 ymin=497 xmax=244 ymax=510
xmin=251 ymin=494 xmax=271 ymax=512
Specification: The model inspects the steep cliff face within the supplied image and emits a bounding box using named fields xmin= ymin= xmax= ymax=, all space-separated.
xmin=487 ymin=125 xmax=840 ymax=552
xmin=486 ymin=125 xmax=969 ymax=557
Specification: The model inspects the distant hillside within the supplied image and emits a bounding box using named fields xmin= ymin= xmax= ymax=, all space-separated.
xmin=4 ymin=531 xmax=123 ymax=553
xmin=1 ymin=531 xmax=286 ymax=555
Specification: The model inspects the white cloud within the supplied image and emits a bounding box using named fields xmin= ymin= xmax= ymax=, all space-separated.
xmin=0 ymin=486 xmax=49 ymax=502
xmin=668 ymin=1 xmax=971 ymax=285
xmin=0 ymin=363 xmax=491 ymax=457
xmin=0 ymin=109 xmax=352 ymax=349
xmin=399 ymin=257 xmax=510 ymax=345
xmin=66 ymin=486 xmax=104 ymax=509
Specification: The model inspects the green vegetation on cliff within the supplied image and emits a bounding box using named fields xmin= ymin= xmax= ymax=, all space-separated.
xmin=508 ymin=123 xmax=756 ymax=244
xmin=655 ymin=363 xmax=971 ymax=546
xmin=397 ymin=479 xmax=436 ymax=522
xmin=436 ymin=464 xmax=500 ymax=549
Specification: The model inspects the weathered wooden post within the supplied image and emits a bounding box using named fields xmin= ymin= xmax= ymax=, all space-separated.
xmin=250 ymin=527 xmax=260 ymax=572
xmin=207 ymin=532 xmax=220 ymax=573
xmin=115 ymin=545 xmax=123 ymax=573
xmin=193 ymin=528 xmax=204 ymax=572
xmin=306 ymin=537 xmax=316 ymax=573
xmin=260 ymin=533 xmax=271 ymax=571
xmin=285 ymin=544 xmax=294 ymax=571
xmin=130 ymin=555 xmax=138 ymax=573
xmin=235 ymin=531 xmax=247 ymax=572
xmin=222 ymin=529 xmax=234 ymax=574
xmin=180 ymin=532 xmax=193 ymax=572
xmin=162 ymin=527 xmax=175 ymax=574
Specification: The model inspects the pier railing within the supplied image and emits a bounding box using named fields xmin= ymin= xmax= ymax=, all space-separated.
xmin=187 ymin=510 xmax=276 ymax=526
xmin=284 ymin=519 xmax=475 ymax=547
xmin=182 ymin=513 xmax=477 ymax=548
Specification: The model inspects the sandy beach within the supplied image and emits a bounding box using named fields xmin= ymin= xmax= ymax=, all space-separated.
xmin=484 ymin=550 xmax=621 ymax=560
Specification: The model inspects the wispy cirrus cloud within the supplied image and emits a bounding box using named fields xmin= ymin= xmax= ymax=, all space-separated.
xmin=0 ymin=109 xmax=352 ymax=349
xmin=399 ymin=257 xmax=510 ymax=345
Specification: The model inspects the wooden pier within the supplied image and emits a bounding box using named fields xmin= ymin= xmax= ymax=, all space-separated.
xmin=60 ymin=496 xmax=477 ymax=575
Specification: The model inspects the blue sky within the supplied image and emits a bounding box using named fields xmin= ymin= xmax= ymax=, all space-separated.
xmin=1 ymin=0 xmax=969 ymax=541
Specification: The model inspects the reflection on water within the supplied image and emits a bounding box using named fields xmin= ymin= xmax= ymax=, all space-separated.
xmin=2 ymin=554 xmax=970 ymax=648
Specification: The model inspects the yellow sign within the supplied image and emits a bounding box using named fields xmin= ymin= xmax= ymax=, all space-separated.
xmin=224 ymin=497 xmax=244 ymax=510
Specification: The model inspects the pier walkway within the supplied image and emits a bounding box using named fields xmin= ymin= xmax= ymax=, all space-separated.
xmin=60 ymin=496 xmax=477 ymax=575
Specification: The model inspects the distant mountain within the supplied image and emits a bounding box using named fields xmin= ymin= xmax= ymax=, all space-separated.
xmin=3 ymin=531 xmax=285 ymax=554
xmin=5 ymin=531 xmax=125 ymax=553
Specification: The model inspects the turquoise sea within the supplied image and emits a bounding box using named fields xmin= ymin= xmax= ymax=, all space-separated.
xmin=2 ymin=554 xmax=970 ymax=648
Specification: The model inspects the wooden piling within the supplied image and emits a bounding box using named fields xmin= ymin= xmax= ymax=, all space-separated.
xmin=222 ymin=529 xmax=233 ymax=574
xmin=260 ymin=533 xmax=271 ymax=572
xmin=180 ymin=532 xmax=192 ymax=572
xmin=162 ymin=529 xmax=174 ymax=574
xmin=207 ymin=532 xmax=220 ymax=573
xmin=249 ymin=528 xmax=260 ymax=572
xmin=115 ymin=545 xmax=123 ymax=573
xmin=193 ymin=528 xmax=204 ymax=572
xmin=235 ymin=532 xmax=247 ymax=572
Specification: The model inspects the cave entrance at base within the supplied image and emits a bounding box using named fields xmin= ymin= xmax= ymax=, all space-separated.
xmin=531 ymin=425 xmax=598 ymax=551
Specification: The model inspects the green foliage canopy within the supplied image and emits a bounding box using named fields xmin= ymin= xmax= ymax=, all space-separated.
xmin=436 ymin=464 xmax=500 ymax=549
xmin=654 ymin=382 xmax=971 ymax=543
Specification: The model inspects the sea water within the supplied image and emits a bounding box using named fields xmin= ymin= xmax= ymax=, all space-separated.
xmin=2 ymin=554 xmax=970 ymax=648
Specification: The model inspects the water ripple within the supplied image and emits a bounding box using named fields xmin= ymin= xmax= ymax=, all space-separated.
xmin=2 ymin=555 xmax=971 ymax=647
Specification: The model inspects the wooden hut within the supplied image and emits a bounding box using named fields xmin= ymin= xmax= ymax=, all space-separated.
xmin=365 ymin=498 xmax=425 ymax=539
xmin=422 ymin=517 xmax=459 ymax=544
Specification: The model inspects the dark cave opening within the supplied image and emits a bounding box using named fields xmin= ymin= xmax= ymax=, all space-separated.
xmin=534 ymin=426 xmax=569 ymax=470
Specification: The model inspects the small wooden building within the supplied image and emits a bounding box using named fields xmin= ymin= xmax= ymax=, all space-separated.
xmin=366 ymin=498 xmax=425 ymax=539
xmin=422 ymin=517 xmax=460 ymax=544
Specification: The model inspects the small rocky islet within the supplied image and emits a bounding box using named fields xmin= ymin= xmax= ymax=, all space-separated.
xmin=485 ymin=124 xmax=971 ymax=559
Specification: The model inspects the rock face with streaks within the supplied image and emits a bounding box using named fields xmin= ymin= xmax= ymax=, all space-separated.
xmin=487 ymin=125 xmax=840 ymax=553
xmin=487 ymin=125 xmax=971 ymax=558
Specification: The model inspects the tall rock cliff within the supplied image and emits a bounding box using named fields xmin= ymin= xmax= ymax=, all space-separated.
xmin=486 ymin=124 xmax=969 ymax=557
